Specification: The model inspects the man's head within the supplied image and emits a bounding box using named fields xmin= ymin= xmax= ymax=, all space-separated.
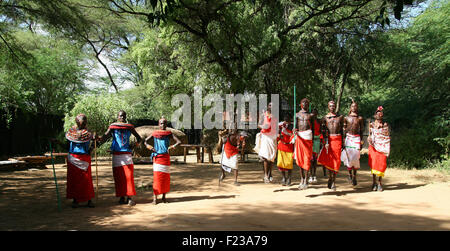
xmin=267 ymin=102 xmax=272 ymax=112
xmin=312 ymin=108 xmax=318 ymax=117
xmin=328 ymin=101 xmax=336 ymax=113
xmin=300 ymin=98 xmax=310 ymax=110
xmin=117 ymin=110 xmax=127 ymax=123
xmin=75 ymin=114 xmax=87 ymax=129
xmin=350 ymin=101 xmax=358 ymax=114
xmin=159 ymin=116 xmax=168 ymax=130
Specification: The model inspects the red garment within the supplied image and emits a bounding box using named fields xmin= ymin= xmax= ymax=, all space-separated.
xmin=318 ymin=135 xmax=342 ymax=173
xmin=278 ymin=128 xmax=294 ymax=153
xmin=66 ymin=154 xmax=95 ymax=202
xmin=112 ymin=152 xmax=136 ymax=197
xmin=152 ymin=130 xmax=172 ymax=138
xmin=109 ymin=123 xmax=134 ymax=130
xmin=260 ymin=112 xmax=272 ymax=134
xmin=313 ymin=120 xmax=321 ymax=136
xmin=369 ymin=145 xmax=387 ymax=176
xmin=153 ymin=172 xmax=170 ymax=195
xmin=294 ymin=134 xmax=313 ymax=171
xmin=224 ymin=140 xmax=239 ymax=159
xmin=153 ymin=153 xmax=171 ymax=195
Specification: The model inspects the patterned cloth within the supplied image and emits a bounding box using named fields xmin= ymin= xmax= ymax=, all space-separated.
xmin=65 ymin=126 xmax=92 ymax=143
xmin=369 ymin=125 xmax=391 ymax=177
xmin=341 ymin=134 xmax=361 ymax=170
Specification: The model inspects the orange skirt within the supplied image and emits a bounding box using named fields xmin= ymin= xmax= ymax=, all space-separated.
xmin=318 ymin=135 xmax=342 ymax=173
xmin=294 ymin=135 xmax=313 ymax=171
xmin=369 ymin=145 xmax=388 ymax=177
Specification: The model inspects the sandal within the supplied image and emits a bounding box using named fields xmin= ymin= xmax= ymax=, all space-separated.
xmin=371 ymin=183 xmax=378 ymax=191
xmin=377 ymin=184 xmax=384 ymax=192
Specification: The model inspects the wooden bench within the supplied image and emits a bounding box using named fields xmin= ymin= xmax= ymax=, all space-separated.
xmin=180 ymin=144 xmax=214 ymax=163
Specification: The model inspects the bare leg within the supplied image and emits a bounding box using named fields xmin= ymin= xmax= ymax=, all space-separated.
xmin=352 ymin=169 xmax=357 ymax=186
xmin=280 ymin=170 xmax=286 ymax=186
xmin=233 ymin=169 xmax=240 ymax=186
xmin=153 ymin=193 xmax=158 ymax=205
xmin=286 ymin=169 xmax=292 ymax=186
xmin=371 ymin=174 xmax=377 ymax=191
xmin=263 ymin=160 xmax=269 ymax=183
xmin=377 ymin=176 xmax=383 ymax=191
xmin=268 ymin=161 xmax=273 ymax=182
xmin=162 ymin=193 xmax=168 ymax=203
xmin=347 ymin=169 xmax=353 ymax=184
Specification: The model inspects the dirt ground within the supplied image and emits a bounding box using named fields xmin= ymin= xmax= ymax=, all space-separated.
xmin=0 ymin=153 xmax=449 ymax=231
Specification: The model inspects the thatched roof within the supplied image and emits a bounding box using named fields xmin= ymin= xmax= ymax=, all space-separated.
xmin=131 ymin=126 xmax=188 ymax=157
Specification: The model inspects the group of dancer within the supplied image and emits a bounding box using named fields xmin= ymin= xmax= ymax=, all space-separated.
xmin=63 ymin=97 xmax=390 ymax=209
xmin=63 ymin=111 xmax=179 ymax=208
xmin=219 ymin=98 xmax=391 ymax=193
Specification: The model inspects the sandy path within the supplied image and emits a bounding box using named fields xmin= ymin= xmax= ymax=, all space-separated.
xmin=0 ymin=154 xmax=449 ymax=231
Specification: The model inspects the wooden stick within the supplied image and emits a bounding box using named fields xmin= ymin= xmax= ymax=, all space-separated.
xmin=95 ymin=138 xmax=99 ymax=202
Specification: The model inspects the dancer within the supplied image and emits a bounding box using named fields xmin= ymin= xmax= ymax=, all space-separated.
xmin=277 ymin=116 xmax=294 ymax=186
xmin=64 ymin=114 xmax=95 ymax=208
xmin=254 ymin=102 xmax=278 ymax=183
xmin=341 ymin=100 xmax=364 ymax=186
xmin=98 ymin=110 xmax=142 ymax=206
xmin=292 ymin=98 xmax=314 ymax=190
xmin=309 ymin=108 xmax=321 ymax=184
xmin=144 ymin=117 xmax=181 ymax=204
xmin=368 ymin=106 xmax=390 ymax=192
xmin=218 ymin=129 xmax=247 ymax=186
xmin=318 ymin=101 xmax=344 ymax=191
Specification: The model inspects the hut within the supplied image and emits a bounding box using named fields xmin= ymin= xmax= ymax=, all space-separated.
xmin=130 ymin=126 xmax=188 ymax=157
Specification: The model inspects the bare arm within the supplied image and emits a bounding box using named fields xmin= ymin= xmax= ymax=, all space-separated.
xmin=144 ymin=135 xmax=155 ymax=152
xmin=130 ymin=127 xmax=142 ymax=144
xmin=97 ymin=127 xmax=112 ymax=146
xmin=170 ymin=134 xmax=182 ymax=150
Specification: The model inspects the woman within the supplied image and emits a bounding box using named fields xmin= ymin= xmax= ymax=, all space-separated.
xmin=64 ymin=114 xmax=95 ymax=208
xmin=368 ymin=106 xmax=391 ymax=192
xmin=145 ymin=117 xmax=181 ymax=205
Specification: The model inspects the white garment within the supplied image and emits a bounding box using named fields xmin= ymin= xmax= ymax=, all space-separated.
xmin=153 ymin=163 xmax=170 ymax=173
xmin=68 ymin=154 xmax=89 ymax=171
xmin=371 ymin=127 xmax=390 ymax=157
xmin=220 ymin=150 xmax=238 ymax=173
xmin=254 ymin=133 xmax=277 ymax=162
xmin=112 ymin=153 xmax=133 ymax=168
xmin=341 ymin=134 xmax=361 ymax=169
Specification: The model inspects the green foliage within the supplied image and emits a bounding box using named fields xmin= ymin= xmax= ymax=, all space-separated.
xmin=359 ymin=0 xmax=450 ymax=168
xmin=0 ymin=29 xmax=90 ymax=126
xmin=64 ymin=93 xmax=141 ymax=135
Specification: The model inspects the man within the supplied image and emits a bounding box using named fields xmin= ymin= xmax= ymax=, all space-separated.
xmin=368 ymin=106 xmax=390 ymax=192
xmin=64 ymin=114 xmax=95 ymax=208
xmin=292 ymin=98 xmax=314 ymax=190
xmin=254 ymin=102 xmax=278 ymax=183
xmin=277 ymin=116 xmax=294 ymax=186
xmin=98 ymin=110 xmax=142 ymax=206
xmin=309 ymin=108 xmax=321 ymax=184
xmin=144 ymin=117 xmax=181 ymax=204
xmin=218 ymin=129 xmax=247 ymax=186
xmin=318 ymin=101 xmax=344 ymax=191
xmin=341 ymin=100 xmax=364 ymax=186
